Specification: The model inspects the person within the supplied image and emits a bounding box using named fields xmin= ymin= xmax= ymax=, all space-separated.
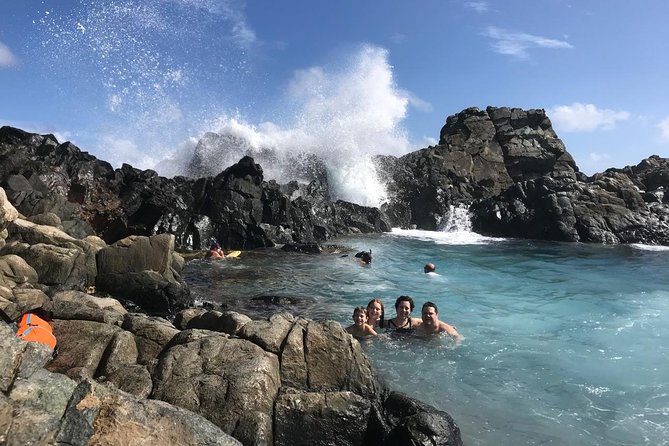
xmin=387 ymin=295 xmax=422 ymax=331
xmin=417 ymin=301 xmax=463 ymax=341
xmin=366 ymin=298 xmax=385 ymax=329
xmin=345 ymin=307 xmax=377 ymax=338
xmin=206 ymin=240 xmax=225 ymax=258
xmin=424 ymin=263 xmax=436 ymax=274
xmin=355 ymin=250 xmax=372 ymax=265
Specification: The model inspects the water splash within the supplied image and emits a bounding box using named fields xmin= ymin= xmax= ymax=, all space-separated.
xmin=437 ymin=204 xmax=473 ymax=232
xmin=32 ymin=2 xmax=417 ymax=207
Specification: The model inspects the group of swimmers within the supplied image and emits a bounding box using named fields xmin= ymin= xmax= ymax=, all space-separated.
xmin=346 ymin=295 xmax=463 ymax=341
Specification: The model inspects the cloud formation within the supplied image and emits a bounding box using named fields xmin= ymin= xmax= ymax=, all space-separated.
xmin=549 ymin=103 xmax=630 ymax=132
xmin=484 ymin=26 xmax=573 ymax=59
xmin=0 ymin=42 xmax=17 ymax=67
xmin=465 ymin=1 xmax=489 ymax=13
xmin=659 ymin=116 xmax=669 ymax=140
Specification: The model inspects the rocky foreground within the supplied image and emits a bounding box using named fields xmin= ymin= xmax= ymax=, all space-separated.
xmin=0 ymin=187 xmax=462 ymax=446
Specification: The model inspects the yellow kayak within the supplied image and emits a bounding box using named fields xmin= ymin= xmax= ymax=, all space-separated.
xmin=226 ymin=250 xmax=241 ymax=258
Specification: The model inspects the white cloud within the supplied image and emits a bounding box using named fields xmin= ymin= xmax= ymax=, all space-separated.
xmin=589 ymin=152 xmax=610 ymax=162
xmin=422 ymin=136 xmax=438 ymax=147
xmin=0 ymin=41 xmax=17 ymax=67
xmin=548 ymin=103 xmax=630 ymax=132
xmin=659 ymin=116 xmax=669 ymax=140
xmin=484 ymin=26 xmax=573 ymax=59
xmin=466 ymin=1 xmax=489 ymax=13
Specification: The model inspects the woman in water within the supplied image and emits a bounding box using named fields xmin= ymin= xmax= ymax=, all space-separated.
xmin=386 ymin=295 xmax=422 ymax=331
xmin=366 ymin=298 xmax=386 ymax=330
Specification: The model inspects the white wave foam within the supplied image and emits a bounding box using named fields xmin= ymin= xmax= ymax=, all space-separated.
xmin=630 ymin=244 xmax=669 ymax=252
xmin=390 ymin=228 xmax=503 ymax=245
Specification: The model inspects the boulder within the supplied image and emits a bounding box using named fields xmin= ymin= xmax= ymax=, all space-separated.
xmin=151 ymin=329 xmax=281 ymax=445
xmin=56 ymin=379 xmax=242 ymax=445
xmin=274 ymin=388 xmax=373 ymax=446
xmin=46 ymin=319 xmax=121 ymax=379
xmin=120 ymin=313 xmax=180 ymax=367
xmin=96 ymin=234 xmax=192 ymax=312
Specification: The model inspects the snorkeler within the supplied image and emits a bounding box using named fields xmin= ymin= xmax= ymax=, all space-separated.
xmin=346 ymin=306 xmax=377 ymax=338
xmin=355 ymin=250 xmax=372 ymax=265
xmin=417 ymin=301 xmax=463 ymax=341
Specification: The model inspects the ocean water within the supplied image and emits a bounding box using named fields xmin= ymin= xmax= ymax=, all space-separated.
xmin=184 ymin=229 xmax=669 ymax=446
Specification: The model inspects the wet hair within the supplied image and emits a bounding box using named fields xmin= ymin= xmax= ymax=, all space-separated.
xmin=355 ymin=250 xmax=372 ymax=263
xmin=424 ymin=263 xmax=436 ymax=273
xmin=395 ymin=295 xmax=415 ymax=311
xmin=352 ymin=306 xmax=368 ymax=317
xmin=367 ymin=298 xmax=385 ymax=327
xmin=210 ymin=239 xmax=221 ymax=250
xmin=422 ymin=301 xmax=439 ymax=314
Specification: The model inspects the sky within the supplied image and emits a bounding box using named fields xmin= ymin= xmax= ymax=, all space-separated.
xmin=1 ymin=0 xmax=669 ymax=183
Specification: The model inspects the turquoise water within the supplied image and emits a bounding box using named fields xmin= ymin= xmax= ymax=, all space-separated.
xmin=185 ymin=230 xmax=669 ymax=446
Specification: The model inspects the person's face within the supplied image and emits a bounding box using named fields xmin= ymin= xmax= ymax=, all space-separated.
xmin=422 ymin=306 xmax=438 ymax=326
xmin=396 ymin=301 xmax=411 ymax=318
xmin=353 ymin=310 xmax=367 ymax=326
xmin=368 ymin=303 xmax=383 ymax=320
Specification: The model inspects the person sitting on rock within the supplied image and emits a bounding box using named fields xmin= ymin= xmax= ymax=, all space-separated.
xmin=417 ymin=301 xmax=463 ymax=341
xmin=206 ymin=240 xmax=225 ymax=258
xmin=424 ymin=262 xmax=436 ymax=274
xmin=346 ymin=307 xmax=377 ymax=338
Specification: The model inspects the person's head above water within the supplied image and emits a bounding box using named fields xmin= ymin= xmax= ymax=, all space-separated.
xmin=424 ymin=263 xmax=436 ymax=273
xmin=366 ymin=298 xmax=385 ymax=325
xmin=394 ymin=295 xmax=415 ymax=312
xmin=355 ymin=249 xmax=372 ymax=264
xmin=210 ymin=239 xmax=221 ymax=250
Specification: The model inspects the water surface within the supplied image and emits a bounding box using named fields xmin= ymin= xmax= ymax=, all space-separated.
xmin=184 ymin=230 xmax=669 ymax=446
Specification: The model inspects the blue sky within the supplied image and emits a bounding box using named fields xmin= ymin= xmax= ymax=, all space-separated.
xmin=1 ymin=0 xmax=668 ymax=177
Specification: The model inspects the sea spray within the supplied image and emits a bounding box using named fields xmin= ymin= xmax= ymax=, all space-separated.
xmin=34 ymin=2 xmax=419 ymax=206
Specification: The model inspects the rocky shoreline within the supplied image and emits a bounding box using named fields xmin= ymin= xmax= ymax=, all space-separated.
xmin=2 ymin=104 xmax=668 ymax=444
xmin=0 ymin=187 xmax=462 ymax=445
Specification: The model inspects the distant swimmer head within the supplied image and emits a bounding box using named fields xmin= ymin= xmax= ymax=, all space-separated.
xmin=210 ymin=239 xmax=221 ymax=250
xmin=355 ymin=249 xmax=372 ymax=264
xmin=424 ymin=262 xmax=436 ymax=273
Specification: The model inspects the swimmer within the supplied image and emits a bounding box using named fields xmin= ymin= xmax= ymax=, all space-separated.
xmin=417 ymin=301 xmax=463 ymax=341
xmin=346 ymin=307 xmax=377 ymax=338
xmin=206 ymin=240 xmax=225 ymax=258
xmin=424 ymin=263 xmax=436 ymax=274
xmin=355 ymin=250 xmax=372 ymax=265
xmin=387 ymin=296 xmax=422 ymax=331
xmin=366 ymin=298 xmax=385 ymax=329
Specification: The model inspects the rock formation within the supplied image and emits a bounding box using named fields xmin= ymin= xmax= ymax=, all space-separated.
xmin=378 ymin=107 xmax=669 ymax=244
xmin=0 ymin=126 xmax=391 ymax=251
xmin=0 ymin=187 xmax=462 ymax=445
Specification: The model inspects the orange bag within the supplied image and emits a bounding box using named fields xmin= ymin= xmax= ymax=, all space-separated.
xmin=16 ymin=312 xmax=57 ymax=350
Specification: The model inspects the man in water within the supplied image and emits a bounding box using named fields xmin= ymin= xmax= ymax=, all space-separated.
xmin=418 ymin=301 xmax=462 ymax=341
xmin=424 ymin=263 xmax=436 ymax=273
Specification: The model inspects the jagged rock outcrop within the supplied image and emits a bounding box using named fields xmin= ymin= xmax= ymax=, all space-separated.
xmin=377 ymin=106 xmax=669 ymax=245
xmin=378 ymin=106 xmax=577 ymax=230
xmin=0 ymin=126 xmax=391 ymax=251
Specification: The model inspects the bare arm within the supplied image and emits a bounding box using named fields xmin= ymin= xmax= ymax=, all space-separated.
xmin=440 ymin=321 xmax=463 ymax=341
xmin=364 ymin=324 xmax=377 ymax=336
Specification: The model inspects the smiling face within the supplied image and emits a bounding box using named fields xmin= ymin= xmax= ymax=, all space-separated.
xmin=396 ymin=300 xmax=412 ymax=319
xmin=353 ymin=308 xmax=368 ymax=326
xmin=422 ymin=305 xmax=438 ymax=326
xmin=367 ymin=301 xmax=383 ymax=322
